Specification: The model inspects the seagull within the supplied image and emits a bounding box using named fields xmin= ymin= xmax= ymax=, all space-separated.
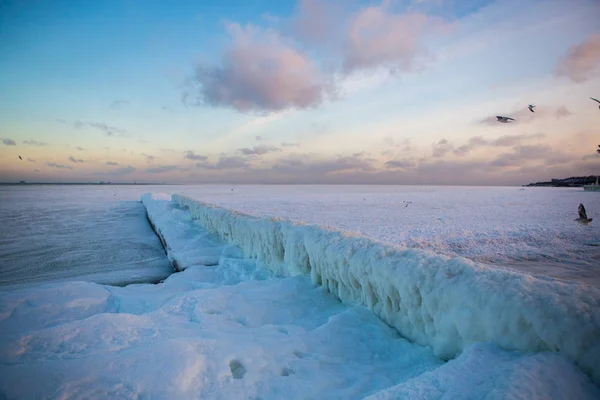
xmin=592 ymin=97 xmax=600 ymax=109
xmin=597 ymin=144 xmax=600 ymax=155
xmin=18 ymin=155 xmax=22 ymax=160
xmin=496 ymin=116 xmax=515 ymax=123
xmin=575 ymin=203 xmax=593 ymax=225
xmin=528 ymin=104 xmax=535 ymax=113
xmin=403 ymin=201 xmax=412 ymax=208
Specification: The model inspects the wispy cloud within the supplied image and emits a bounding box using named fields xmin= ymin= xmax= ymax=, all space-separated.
xmin=2 ymin=138 xmax=16 ymax=146
xmin=556 ymin=33 xmax=600 ymax=83
xmin=106 ymin=161 xmax=119 ymax=166
xmin=146 ymin=165 xmax=180 ymax=174
xmin=111 ymin=165 xmax=136 ymax=175
xmin=491 ymin=145 xmax=572 ymax=168
xmin=46 ymin=162 xmax=73 ymax=170
xmin=68 ymin=156 xmax=84 ymax=163
xmin=76 ymin=146 xmax=85 ymax=151
xmin=238 ymin=145 xmax=282 ymax=156
xmin=432 ymin=138 xmax=453 ymax=157
xmin=196 ymin=156 xmax=250 ymax=170
xmin=184 ymin=150 xmax=208 ymax=161
xmin=27 ymin=158 xmax=36 ymax=163
xmin=61 ymin=119 xmax=129 ymax=137
xmin=281 ymin=142 xmax=300 ymax=147
xmin=273 ymin=153 xmax=375 ymax=174
xmin=23 ymin=140 xmax=47 ymax=146
xmin=141 ymin=153 xmax=156 ymax=162
xmin=385 ymin=159 xmax=415 ymax=169
xmin=432 ymin=133 xmax=547 ymax=157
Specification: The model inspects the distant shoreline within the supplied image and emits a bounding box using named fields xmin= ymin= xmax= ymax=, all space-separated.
xmin=523 ymin=175 xmax=598 ymax=187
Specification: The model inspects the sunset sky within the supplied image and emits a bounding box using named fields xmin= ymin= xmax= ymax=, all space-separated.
xmin=1 ymin=0 xmax=599 ymax=185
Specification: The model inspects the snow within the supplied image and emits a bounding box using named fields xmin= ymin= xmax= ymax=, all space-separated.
xmin=0 ymin=188 xmax=599 ymax=398
xmin=169 ymin=193 xmax=600 ymax=386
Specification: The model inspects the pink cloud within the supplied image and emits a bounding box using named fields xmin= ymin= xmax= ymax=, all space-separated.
xmin=556 ymin=33 xmax=600 ymax=83
xmin=342 ymin=3 xmax=446 ymax=73
xmin=186 ymin=23 xmax=334 ymax=112
xmin=290 ymin=0 xmax=348 ymax=46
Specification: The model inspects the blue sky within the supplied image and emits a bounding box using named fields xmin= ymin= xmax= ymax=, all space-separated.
xmin=0 ymin=0 xmax=599 ymax=184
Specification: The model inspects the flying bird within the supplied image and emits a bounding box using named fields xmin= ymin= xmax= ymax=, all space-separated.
xmin=18 ymin=155 xmax=22 ymax=160
xmin=528 ymin=104 xmax=535 ymax=112
xmin=575 ymin=203 xmax=593 ymax=225
xmin=597 ymin=145 xmax=600 ymax=155
xmin=592 ymin=97 xmax=600 ymax=109
xmin=496 ymin=116 xmax=515 ymax=123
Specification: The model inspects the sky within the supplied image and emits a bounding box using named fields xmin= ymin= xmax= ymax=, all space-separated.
xmin=0 ymin=0 xmax=599 ymax=185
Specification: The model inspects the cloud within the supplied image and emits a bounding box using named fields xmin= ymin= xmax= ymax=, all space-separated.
xmin=106 ymin=161 xmax=119 ymax=166
xmin=555 ymin=105 xmax=572 ymax=119
xmin=424 ymin=133 xmax=548 ymax=158
xmin=238 ymin=145 xmax=282 ymax=156
xmin=342 ymin=4 xmax=446 ymax=74
xmin=110 ymin=100 xmax=129 ymax=109
xmin=490 ymin=145 xmax=572 ymax=168
xmin=111 ymin=165 xmax=136 ymax=176
xmin=23 ymin=140 xmax=47 ymax=146
xmin=184 ymin=22 xmax=334 ymax=112
xmin=196 ymin=156 xmax=250 ymax=170
xmin=281 ymin=142 xmax=300 ymax=147
xmin=289 ymin=0 xmax=349 ymax=46
xmin=27 ymin=158 xmax=36 ymax=163
xmin=556 ymin=33 xmax=600 ymax=83
xmin=145 ymin=165 xmax=180 ymax=174
xmin=184 ymin=151 xmax=208 ymax=161
xmin=2 ymin=138 xmax=16 ymax=146
xmin=432 ymin=138 xmax=453 ymax=157
xmin=72 ymin=121 xmax=129 ymax=136
xmin=255 ymin=135 xmax=263 ymax=141
xmin=76 ymin=146 xmax=85 ymax=151
xmin=272 ymin=153 xmax=375 ymax=174
xmin=68 ymin=156 xmax=84 ymax=163
xmin=385 ymin=159 xmax=415 ymax=169
xmin=46 ymin=162 xmax=73 ymax=170
xmin=383 ymin=137 xmax=412 ymax=152
xmin=141 ymin=153 xmax=156 ymax=161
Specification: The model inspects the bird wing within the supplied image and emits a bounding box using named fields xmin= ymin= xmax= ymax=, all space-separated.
xmin=591 ymin=97 xmax=600 ymax=103
xmin=507 ymin=117 xmax=515 ymax=120
xmin=579 ymin=203 xmax=588 ymax=220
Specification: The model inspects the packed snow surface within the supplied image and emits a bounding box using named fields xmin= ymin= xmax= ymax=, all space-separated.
xmin=0 ymin=185 xmax=172 ymax=286
xmin=1 ymin=194 xmax=598 ymax=399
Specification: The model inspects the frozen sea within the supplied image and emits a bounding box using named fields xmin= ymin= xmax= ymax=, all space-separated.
xmin=0 ymin=185 xmax=174 ymax=287
xmin=0 ymin=184 xmax=599 ymax=399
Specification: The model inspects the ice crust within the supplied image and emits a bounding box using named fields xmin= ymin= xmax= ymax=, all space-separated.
xmin=160 ymin=194 xmax=600 ymax=385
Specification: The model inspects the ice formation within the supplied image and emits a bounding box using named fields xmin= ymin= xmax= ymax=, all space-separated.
xmin=144 ymin=194 xmax=600 ymax=385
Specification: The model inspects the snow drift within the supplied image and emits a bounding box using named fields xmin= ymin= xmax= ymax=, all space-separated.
xmin=143 ymin=194 xmax=600 ymax=385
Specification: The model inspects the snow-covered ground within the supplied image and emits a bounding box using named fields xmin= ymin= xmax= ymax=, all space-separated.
xmin=1 ymin=194 xmax=598 ymax=399
xmin=0 ymin=185 xmax=173 ymax=287
xmin=174 ymin=185 xmax=600 ymax=286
